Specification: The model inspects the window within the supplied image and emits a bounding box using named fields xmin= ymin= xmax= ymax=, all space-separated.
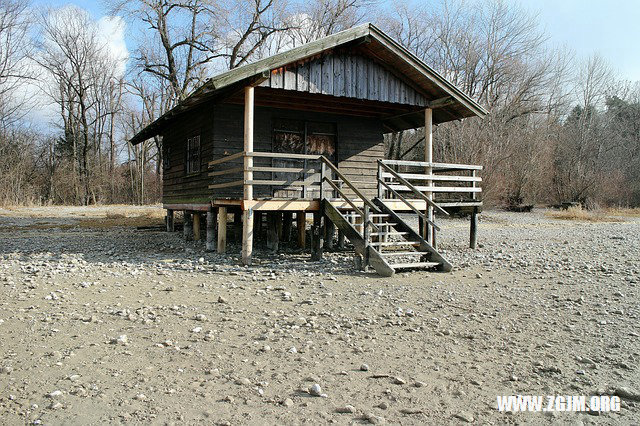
xmin=186 ymin=135 xmax=200 ymax=174
xmin=162 ymin=141 xmax=170 ymax=170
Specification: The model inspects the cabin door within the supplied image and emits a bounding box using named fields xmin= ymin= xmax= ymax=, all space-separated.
xmin=272 ymin=119 xmax=336 ymax=199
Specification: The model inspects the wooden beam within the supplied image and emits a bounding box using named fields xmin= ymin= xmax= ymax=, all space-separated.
xmin=193 ymin=213 xmax=201 ymax=241
xmin=425 ymin=108 xmax=433 ymax=244
xmin=297 ymin=211 xmax=306 ymax=248
xmin=206 ymin=207 xmax=215 ymax=252
xmin=470 ymin=206 xmax=478 ymax=249
xmin=426 ymin=96 xmax=455 ymax=109
xmin=183 ymin=212 xmax=193 ymax=241
xmin=266 ymin=212 xmax=279 ymax=252
xmin=311 ymin=210 xmax=324 ymax=261
xmin=217 ymin=207 xmax=227 ymax=254
xmin=242 ymin=86 xmax=255 ymax=266
xmin=166 ymin=209 xmax=174 ymax=232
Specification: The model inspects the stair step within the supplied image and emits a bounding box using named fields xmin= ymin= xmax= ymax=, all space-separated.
xmin=380 ymin=251 xmax=423 ymax=257
xmin=370 ymin=241 xmax=420 ymax=247
xmin=374 ymin=222 xmax=397 ymax=227
xmin=391 ymin=261 xmax=441 ymax=270
xmin=369 ymin=214 xmax=390 ymax=218
xmin=370 ymin=231 xmax=408 ymax=237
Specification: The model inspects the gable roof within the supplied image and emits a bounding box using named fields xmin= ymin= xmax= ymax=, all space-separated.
xmin=130 ymin=23 xmax=487 ymax=144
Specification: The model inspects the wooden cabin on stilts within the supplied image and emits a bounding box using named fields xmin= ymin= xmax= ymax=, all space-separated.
xmin=130 ymin=23 xmax=487 ymax=277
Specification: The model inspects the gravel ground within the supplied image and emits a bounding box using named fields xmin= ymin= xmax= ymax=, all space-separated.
xmin=0 ymin=207 xmax=638 ymax=425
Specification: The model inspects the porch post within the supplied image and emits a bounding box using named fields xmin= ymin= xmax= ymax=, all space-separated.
xmin=425 ymin=108 xmax=434 ymax=245
xmin=242 ymin=86 xmax=255 ymax=265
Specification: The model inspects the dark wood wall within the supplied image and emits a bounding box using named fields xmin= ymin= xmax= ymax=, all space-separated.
xmin=161 ymin=101 xmax=215 ymax=204
xmin=162 ymin=101 xmax=384 ymax=204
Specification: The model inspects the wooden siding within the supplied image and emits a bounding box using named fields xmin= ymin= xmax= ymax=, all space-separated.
xmin=208 ymin=103 xmax=384 ymax=201
xmin=161 ymin=103 xmax=215 ymax=205
xmin=259 ymin=52 xmax=427 ymax=107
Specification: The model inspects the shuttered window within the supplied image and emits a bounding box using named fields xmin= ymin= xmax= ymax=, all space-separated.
xmin=186 ymin=135 xmax=200 ymax=174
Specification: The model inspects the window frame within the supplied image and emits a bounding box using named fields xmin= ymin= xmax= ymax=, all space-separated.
xmin=185 ymin=134 xmax=201 ymax=175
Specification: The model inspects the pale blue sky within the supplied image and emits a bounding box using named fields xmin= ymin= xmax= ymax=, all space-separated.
xmin=30 ymin=0 xmax=640 ymax=81
xmin=519 ymin=0 xmax=640 ymax=81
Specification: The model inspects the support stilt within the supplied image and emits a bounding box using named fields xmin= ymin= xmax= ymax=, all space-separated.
xmin=183 ymin=211 xmax=193 ymax=241
xmin=282 ymin=212 xmax=292 ymax=242
xmin=206 ymin=207 xmax=215 ymax=252
xmin=242 ymin=209 xmax=253 ymax=264
xmin=337 ymin=229 xmax=345 ymax=250
xmin=297 ymin=211 xmax=306 ymax=249
xmin=324 ymin=218 xmax=335 ymax=250
xmin=266 ymin=212 xmax=279 ymax=252
xmin=166 ymin=209 xmax=174 ymax=232
xmin=217 ymin=207 xmax=227 ymax=254
xmin=193 ymin=213 xmax=201 ymax=241
xmin=311 ymin=210 xmax=324 ymax=261
xmin=470 ymin=207 xmax=478 ymax=249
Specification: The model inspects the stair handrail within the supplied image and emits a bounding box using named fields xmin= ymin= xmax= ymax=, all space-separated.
xmin=320 ymin=156 xmax=378 ymax=212
xmin=319 ymin=156 xmax=380 ymax=235
xmin=378 ymin=178 xmax=440 ymax=231
xmin=378 ymin=160 xmax=449 ymax=216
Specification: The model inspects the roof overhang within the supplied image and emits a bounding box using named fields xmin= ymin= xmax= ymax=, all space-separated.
xmin=130 ymin=23 xmax=487 ymax=145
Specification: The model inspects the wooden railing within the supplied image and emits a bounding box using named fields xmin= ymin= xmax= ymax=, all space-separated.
xmin=377 ymin=159 xmax=483 ymax=207
xmin=208 ymin=151 xmax=326 ymax=198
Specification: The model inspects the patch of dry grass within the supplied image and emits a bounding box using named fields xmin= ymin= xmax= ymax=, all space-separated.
xmin=547 ymin=206 xmax=624 ymax=222
xmin=606 ymin=207 xmax=640 ymax=217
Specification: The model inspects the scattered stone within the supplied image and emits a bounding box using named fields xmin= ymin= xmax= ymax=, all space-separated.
xmin=282 ymin=398 xmax=294 ymax=407
xmin=454 ymin=411 xmax=475 ymax=423
xmin=336 ymin=404 xmax=356 ymax=414
xmin=360 ymin=363 xmax=369 ymax=372
xmin=309 ymin=383 xmax=325 ymax=397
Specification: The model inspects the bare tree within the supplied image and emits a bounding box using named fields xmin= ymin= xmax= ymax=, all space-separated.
xmin=0 ymin=0 xmax=35 ymax=129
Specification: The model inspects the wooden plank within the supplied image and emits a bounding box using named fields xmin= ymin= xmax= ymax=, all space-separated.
xmin=247 ymin=152 xmax=321 ymax=160
xmin=248 ymin=167 xmax=318 ymax=174
xmin=209 ymin=180 xmax=243 ymax=189
xmin=163 ymin=203 xmax=211 ymax=211
xmin=208 ymin=167 xmax=244 ymax=177
xmin=245 ymin=179 xmax=319 ymax=187
xmin=387 ymin=185 xmax=482 ymax=193
xmin=244 ymin=200 xmax=320 ymax=211
xmin=208 ymin=151 xmax=244 ymax=167
xmin=309 ymin=57 xmax=322 ymax=94
xmin=271 ymin=68 xmax=284 ymax=89
xmin=334 ymin=54 xmax=345 ymax=97
xmin=298 ymin=61 xmax=310 ymax=92
xmin=321 ymin=55 xmax=333 ymax=95
xmin=382 ymin=159 xmax=483 ymax=170
xmin=284 ymin=66 xmax=296 ymax=90
xmin=380 ymin=172 xmax=482 ymax=182
xmin=355 ymin=56 xmax=366 ymax=99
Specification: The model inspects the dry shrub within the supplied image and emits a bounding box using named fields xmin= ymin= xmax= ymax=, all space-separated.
xmin=547 ymin=206 xmax=624 ymax=222
xmin=606 ymin=207 xmax=640 ymax=217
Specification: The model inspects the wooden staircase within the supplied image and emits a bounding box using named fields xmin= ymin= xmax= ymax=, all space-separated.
xmin=323 ymin=199 xmax=452 ymax=277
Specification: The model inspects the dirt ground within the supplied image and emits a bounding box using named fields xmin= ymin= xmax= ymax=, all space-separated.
xmin=0 ymin=205 xmax=638 ymax=425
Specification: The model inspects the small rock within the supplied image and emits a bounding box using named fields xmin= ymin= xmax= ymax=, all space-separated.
xmin=282 ymin=398 xmax=294 ymax=407
xmin=360 ymin=364 xmax=369 ymax=372
xmin=454 ymin=411 xmax=475 ymax=423
xmin=336 ymin=404 xmax=356 ymax=414
xmin=112 ymin=335 xmax=128 ymax=345
xmin=393 ymin=376 xmax=406 ymax=385
xmin=235 ymin=377 xmax=251 ymax=386
xmin=365 ymin=413 xmax=386 ymax=424
xmin=195 ymin=314 xmax=207 ymax=322
xmin=48 ymin=390 xmax=63 ymax=399
xmin=309 ymin=383 xmax=324 ymax=397
xmin=217 ymin=296 xmax=227 ymax=304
